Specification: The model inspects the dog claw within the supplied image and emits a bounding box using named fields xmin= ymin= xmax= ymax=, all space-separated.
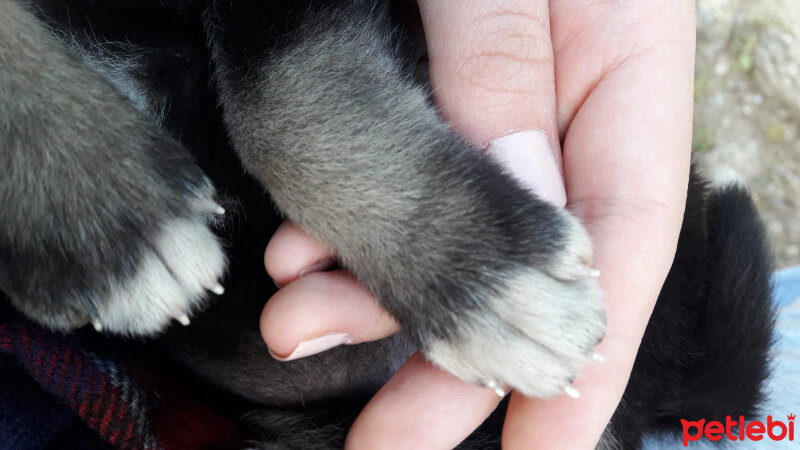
xmin=565 ymin=385 xmax=580 ymax=399
xmin=552 ymin=264 xmax=600 ymax=281
xmin=91 ymin=319 xmax=103 ymax=332
xmin=176 ymin=314 xmax=191 ymax=326
xmin=574 ymin=265 xmax=600 ymax=279
xmin=210 ymin=283 xmax=225 ymax=295
xmin=591 ymin=351 xmax=605 ymax=362
xmin=486 ymin=380 xmax=506 ymax=398
xmin=196 ymin=198 xmax=225 ymax=215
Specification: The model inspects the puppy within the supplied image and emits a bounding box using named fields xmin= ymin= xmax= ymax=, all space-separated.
xmin=0 ymin=1 xmax=775 ymax=448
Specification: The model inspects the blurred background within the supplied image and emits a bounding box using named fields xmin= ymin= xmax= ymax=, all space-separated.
xmin=695 ymin=0 xmax=800 ymax=268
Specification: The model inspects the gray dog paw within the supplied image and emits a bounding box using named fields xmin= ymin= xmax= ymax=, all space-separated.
xmin=423 ymin=214 xmax=605 ymax=398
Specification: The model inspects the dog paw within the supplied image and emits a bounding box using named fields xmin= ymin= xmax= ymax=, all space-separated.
xmin=422 ymin=216 xmax=605 ymax=398
xmin=5 ymin=185 xmax=228 ymax=337
xmin=2 ymin=140 xmax=227 ymax=336
xmin=92 ymin=206 xmax=227 ymax=335
xmin=0 ymin=22 xmax=228 ymax=337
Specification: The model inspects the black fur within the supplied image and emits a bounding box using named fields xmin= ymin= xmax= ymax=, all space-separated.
xmin=604 ymin=174 xmax=775 ymax=448
xmin=0 ymin=0 xmax=775 ymax=448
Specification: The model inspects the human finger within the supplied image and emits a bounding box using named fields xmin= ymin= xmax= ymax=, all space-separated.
xmin=503 ymin=0 xmax=695 ymax=446
xmin=265 ymin=221 xmax=334 ymax=288
xmin=261 ymin=270 xmax=401 ymax=360
xmin=346 ymin=353 xmax=503 ymax=450
xmin=418 ymin=0 xmax=560 ymax=154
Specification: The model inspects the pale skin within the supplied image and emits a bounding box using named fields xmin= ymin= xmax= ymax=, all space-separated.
xmin=262 ymin=0 xmax=695 ymax=447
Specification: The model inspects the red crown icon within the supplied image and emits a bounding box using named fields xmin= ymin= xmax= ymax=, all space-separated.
xmin=788 ymin=414 xmax=796 ymax=421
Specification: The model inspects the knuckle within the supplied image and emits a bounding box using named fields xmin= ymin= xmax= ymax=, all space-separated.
xmin=455 ymin=8 xmax=554 ymax=95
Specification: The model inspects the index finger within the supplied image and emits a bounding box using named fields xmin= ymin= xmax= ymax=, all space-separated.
xmin=419 ymin=0 xmax=560 ymax=153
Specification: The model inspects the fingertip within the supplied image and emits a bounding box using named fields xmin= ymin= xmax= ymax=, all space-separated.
xmin=501 ymin=340 xmax=631 ymax=449
xmin=417 ymin=0 xmax=560 ymax=150
xmin=265 ymin=221 xmax=333 ymax=286
xmin=260 ymin=271 xmax=401 ymax=359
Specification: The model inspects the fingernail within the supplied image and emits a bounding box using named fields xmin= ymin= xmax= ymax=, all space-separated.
xmin=270 ymin=332 xmax=352 ymax=361
xmin=485 ymin=130 xmax=566 ymax=208
xmin=299 ymin=257 xmax=336 ymax=278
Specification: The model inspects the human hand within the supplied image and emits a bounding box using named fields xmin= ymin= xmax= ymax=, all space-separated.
xmin=262 ymin=0 xmax=695 ymax=447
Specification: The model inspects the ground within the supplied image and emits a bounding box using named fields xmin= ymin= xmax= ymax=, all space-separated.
xmin=695 ymin=0 xmax=800 ymax=268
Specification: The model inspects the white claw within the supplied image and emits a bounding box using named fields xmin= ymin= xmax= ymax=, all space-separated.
xmin=211 ymin=283 xmax=225 ymax=295
xmin=92 ymin=319 xmax=103 ymax=332
xmin=176 ymin=314 xmax=191 ymax=326
xmin=591 ymin=351 xmax=605 ymax=362
xmin=573 ymin=265 xmax=600 ymax=278
xmin=486 ymin=380 xmax=506 ymax=398
xmin=196 ymin=198 xmax=226 ymax=215
xmin=565 ymin=386 xmax=580 ymax=399
xmin=556 ymin=265 xmax=601 ymax=281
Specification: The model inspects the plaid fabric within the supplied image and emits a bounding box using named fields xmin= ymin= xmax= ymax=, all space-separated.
xmin=0 ymin=304 xmax=243 ymax=449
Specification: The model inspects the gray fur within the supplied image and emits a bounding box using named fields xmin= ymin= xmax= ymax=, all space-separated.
xmin=207 ymin=3 xmax=605 ymax=397
xmin=58 ymin=35 xmax=169 ymax=126
xmin=0 ymin=2 xmax=777 ymax=449
xmin=175 ymin=330 xmax=416 ymax=407
xmin=2 ymin=0 xmax=603 ymax=411
xmin=0 ymin=0 xmax=225 ymax=334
